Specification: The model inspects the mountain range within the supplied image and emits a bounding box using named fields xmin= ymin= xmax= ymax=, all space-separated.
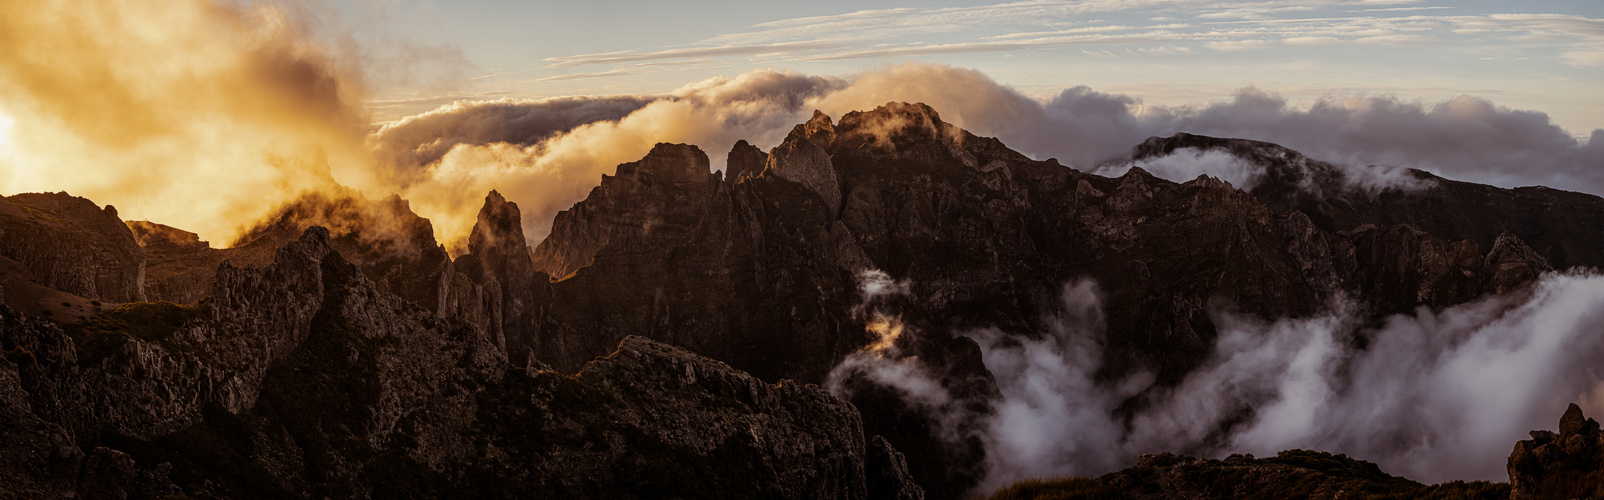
xmin=1 ymin=102 xmax=1600 ymax=499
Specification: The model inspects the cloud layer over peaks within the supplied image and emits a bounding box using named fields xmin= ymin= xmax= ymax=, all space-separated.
xmin=365 ymin=63 xmax=1601 ymax=251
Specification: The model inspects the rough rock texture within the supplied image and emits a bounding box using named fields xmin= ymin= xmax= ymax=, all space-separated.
xmin=0 ymin=308 xmax=180 ymax=499
xmin=726 ymin=139 xmax=769 ymax=184
xmin=454 ymin=190 xmax=541 ymax=359
xmin=127 ymin=220 xmax=247 ymax=305
xmin=14 ymin=103 xmax=1597 ymax=499
xmin=531 ymin=143 xmax=716 ymax=280
xmin=1092 ymin=450 xmax=1509 ymax=499
xmin=16 ymin=228 xmax=334 ymax=443
xmin=1509 ymin=403 xmax=1604 ymax=499
xmin=765 ymin=110 xmax=844 ymax=216
xmin=511 ymin=102 xmax=1565 ymax=498
xmin=133 ymin=191 xmax=499 ymax=336
xmin=0 ymin=193 xmax=145 ymax=302
xmin=1 ymin=227 xmax=917 ymax=499
xmin=1132 ymin=132 xmax=1604 ymax=270
xmin=1344 ymin=225 xmax=1551 ymax=316
xmin=867 ymin=435 xmax=926 ymax=500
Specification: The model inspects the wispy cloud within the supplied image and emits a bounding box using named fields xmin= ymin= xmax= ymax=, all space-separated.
xmin=531 ymin=0 xmax=1604 ymax=78
xmin=544 ymin=40 xmax=855 ymax=68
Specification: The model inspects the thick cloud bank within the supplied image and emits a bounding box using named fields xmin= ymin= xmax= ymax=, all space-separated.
xmin=363 ymin=63 xmax=1602 ymax=250
xmin=831 ymin=271 xmax=1604 ymax=493
xmin=0 ymin=0 xmax=373 ymax=243
xmin=366 ymin=70 xmax=844 ymax=250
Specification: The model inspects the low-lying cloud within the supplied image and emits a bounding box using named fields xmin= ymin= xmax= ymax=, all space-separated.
xmin=831 ymin=271 xmax=1604 ymax=494
xmin=362 ymin=63 xmax=1602 ymax=251
xmin=6 ymin=11 xmax=1598 ymax=255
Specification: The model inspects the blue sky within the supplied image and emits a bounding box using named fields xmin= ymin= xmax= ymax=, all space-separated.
xmin=359 ymin=0 xmax=1604 ymax=136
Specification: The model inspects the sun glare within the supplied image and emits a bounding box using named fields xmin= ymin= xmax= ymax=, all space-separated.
xmin=0 ymin=112 xmax=14 ymax=155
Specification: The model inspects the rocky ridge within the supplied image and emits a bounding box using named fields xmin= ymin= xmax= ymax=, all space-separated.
xmin=2 ymin=101 xmax=1598 ymax=499
xmin=0 ymin=192 xmax=144 ymax=303
xmin=1130 ymin=132 xmax=1604 ymax=270
xmin=510 ymin=102 xmax=1560 ymax=496
xmin=0 ymin=225 xmax=920 ymax=498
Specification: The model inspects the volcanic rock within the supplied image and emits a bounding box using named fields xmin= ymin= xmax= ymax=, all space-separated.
xmin=1092 ymin=450 xmax=1508 ymax=499
xmin=0 ymin=192 xmax=145 ymax=302
xmin=1 ymin=226 xmax=920 ymax=499
xmin=726 ymin=139 xmax=768 ymax=184
xmin=1509 ymin=403 xmax=1604 ymax=499
xmin=1131 ymin=132 xmax=1604 ymax=270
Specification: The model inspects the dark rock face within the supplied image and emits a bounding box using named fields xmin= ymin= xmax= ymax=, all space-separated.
xmin=511 ymin=103 xmax=1568 ymax=497
xmin=1132 ymin=132 xmax=1604 ymax=270
xmin=726 ymin=139 xmax=768 ymax=184
xmin=127 ymin=220 xmax=226 ymax=304
xmin=0 ymin=227 xmax=914 ymax=499
xmin=1092 ymin=450 xmax=1509 ymax=499
xmin=867 ymin=435 xmax=926 ymax=500
xmin=1509 ymin=403 xmax=1604 ymax=499
xmin=531 ymin=143 xmax=716 ymax=280
xmin=8 ymin=103 xmax=1600 ymax=499
xmin=0 ymin=192 xmax=145 ymax=302
xmin=0 ymin=309 xmax=177 ymax=499
xmin=454 ymin=190 xmax=541 ymax=358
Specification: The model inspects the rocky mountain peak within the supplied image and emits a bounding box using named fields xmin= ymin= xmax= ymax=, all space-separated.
xmin=765 ymin=113 xmax=843 ymax=215
xmin=469 ymin=190 xmax=526 ymax=255
xmin=622 ymin=142 xmax=712 ymax=185
xmin=787 ymin=109 xmax=836 ymax=145
xmin=835 ymin=102 xmax=950 ymax=145
xmin=725 ymin=139 xmax=768 ymax=184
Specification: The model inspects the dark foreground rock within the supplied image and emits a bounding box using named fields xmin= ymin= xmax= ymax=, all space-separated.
xmin=1509 ymin=403 xmax=1604 ymax=499
xmin=1095 ymin=450 xmax=1508 ymax=500
xmin=0 ymin=227 xmax=919 ymax=499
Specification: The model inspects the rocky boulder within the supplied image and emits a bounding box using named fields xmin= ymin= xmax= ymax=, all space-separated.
xmin=1509 ymin=403 xmax=1604 ymax=499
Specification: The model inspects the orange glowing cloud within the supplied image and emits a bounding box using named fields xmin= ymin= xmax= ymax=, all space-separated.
xmin=0 ymin=0 xmax=371 ymax=245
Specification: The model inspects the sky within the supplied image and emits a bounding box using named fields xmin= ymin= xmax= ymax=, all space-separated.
xmin=367 ymin=0 xmax=1604 ymax=137
xmin=0 ymin=0 xmax=1601 ymax=248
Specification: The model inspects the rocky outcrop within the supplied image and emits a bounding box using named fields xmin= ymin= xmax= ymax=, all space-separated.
xmin=530 ymin=143 xmax=717 ymax=279
xmin=0 ymin=192 xmax=145 ymax=302
xmin=0 ymin=307 xmax=180 ymax=499
xmin=514 ymin=103 xmax=1570 ymax=498
xmin=764 ymin=110 xmax=843 ymax=216
xmin=1132 ymin=132 xmax=1604 ymax=270
xmin=726 ymin=139 xmax=768 ymax=184
xmin=1 ymin=225 xmax=917 ymax=498
xmin=1509 ymin=403 xmax=1604 ymax=499
xmin=1089 ymin=450 xmax=1509 ymax=499
xmin=1344 ymin=224 xmax=1551 ymax=316
xmin=14 ymin=228 xmax=333 ymax=442
xmin=127 ymin=220 xmax=240 ymax=304
xmin=454 ymin=190 xmax=542 ymax=359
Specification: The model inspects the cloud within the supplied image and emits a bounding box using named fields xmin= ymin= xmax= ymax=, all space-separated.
xmin=831 ymin=271 xmax=1604 ymax=494
xmin=528 ymin=1 xmax=1603 ymax=78
xmin=1101 ymin=147 xmax=1267 ymax=190
xmin=367 ymin=95 xmax=658 ymax=182
xmin=0 ymin=0 xmax=375 ymax=244
xmin=1130 ymin=271 xmax=1604 ymax=483
xmin=365 ymin=62 xmax=1602 ymax=252
xmin=372 ymin=69 xmax=844 ymax=250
